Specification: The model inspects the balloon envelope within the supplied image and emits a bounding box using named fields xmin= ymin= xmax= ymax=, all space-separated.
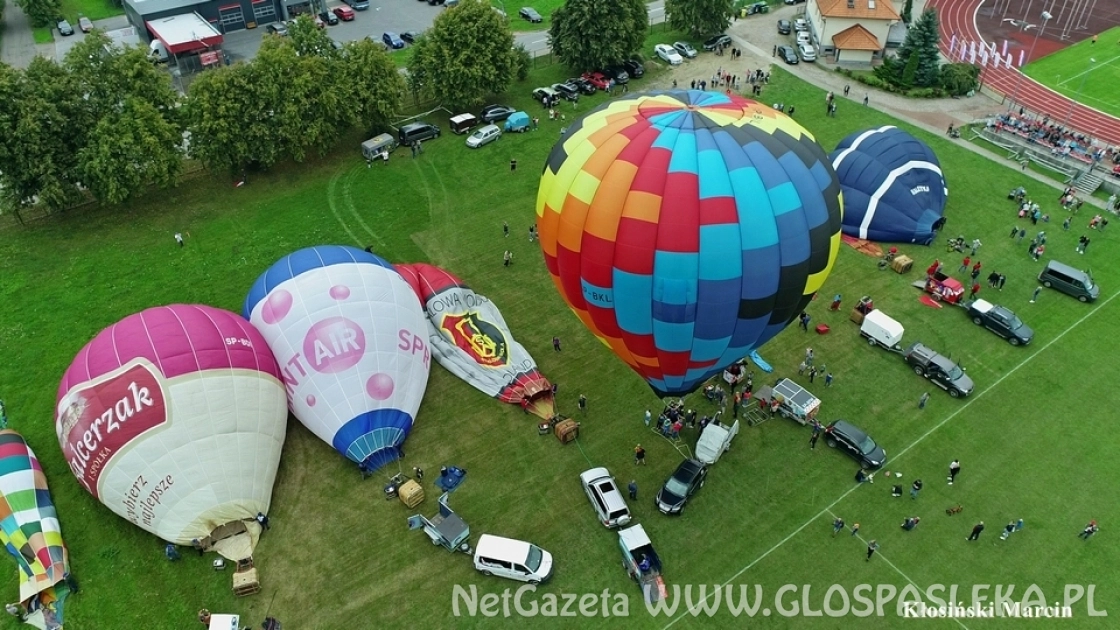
xmin=55 ymin=305 xmax=287 ymax=558
xmin=537 ymin=90 xmax=842 ymax=396
xmin=830 ymin=125 xmax=947 ymax=244
xmin=0 ymin=430 xmax=70 ymax=627
xmin=243 ymin=246 xmax=431 ymax=473
xmin=396 ymin=263 xmax=556 ymax=419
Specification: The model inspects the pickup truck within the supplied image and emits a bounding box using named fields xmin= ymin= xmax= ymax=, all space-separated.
xmin=903 ymin=342 xmax=974 ymax=398
xmin=966 ymin=299 xmax=1033 ymax=346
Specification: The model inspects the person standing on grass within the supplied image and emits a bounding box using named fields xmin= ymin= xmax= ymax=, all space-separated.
xmin=1079 ymin=520 xmax=1099 ymax=539
xmin=634 ymin=444 xmax=646 ymax=465
xmin=628 ymin=480 xmax=638 ymax=500
xmin=910 ymin=479 xmax=923 ymax=499
xmin=832 ymin=516 xmax=845 ymax=536
xmin=919 ymin=392 xmax=930 ymax=409
xmin=825 ymin=372 xmax=834 ymax=387
xmin=644 ymin=409 xmax=651 ymax=426
xmin=1000 ymin=521 xmax=1016 ymax=540
xmin=810 ymin=431 xmax=820 ymax=451
xmin=967 ymin=521 xmax=985 ymax=541
xmin=503 ymin=250 xmax=513 ymax=267
xmin=174 ymin=232 xmax=185 ymax=247
xmin=866 ymin=540 xmax=879 ymax=561
xmin=998 ymin=274 xmax=1006 ymax=291
xmin=1030 ymin=286 xmax=1042 ymax=303
xmin=948 ymin=459 xmax=960 ymax=484
xmin=850 ymin=522 xmax=860 ymax=537
xmin=503 ymin=221 xmax=509 ymax=238
xmin=578 ymin=394 xmax=587 ymax=414
xmin=510 ymin=159 xmax=518 ymax=173
xmin=552 ymin=336 xmax=561 ymax=352
xmin=959 ymin=256 xmax=971 ymax=273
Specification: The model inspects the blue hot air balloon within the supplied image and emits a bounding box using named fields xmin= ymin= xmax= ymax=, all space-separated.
xmin=243 ymin=246 xmax=431 ymax=473
xmin=830 ymin=125 xmax=948 ymax=244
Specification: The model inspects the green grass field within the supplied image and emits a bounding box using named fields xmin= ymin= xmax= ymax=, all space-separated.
xmin=2 ymin=58 xmax=1120 ymax=630
xmin=1023 ymin=26 xmax=1120 ymax=119
xmin=59 ymin=0 xmax=124 ymax=23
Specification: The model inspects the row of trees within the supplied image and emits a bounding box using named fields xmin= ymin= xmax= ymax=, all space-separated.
xmin=0 ymin=0 xmax=735 ymax=218
xmin=15 ymin=0 xmax=62 ymax=29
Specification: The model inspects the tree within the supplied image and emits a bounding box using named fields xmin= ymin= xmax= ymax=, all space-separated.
xmin=78 ymin=99 xmax=183 ymax=204
xmin=407 ymin=0 xmax=516 ymax=108
xmin=875 ymin=8 xmax=941 ymax=89
xmin=902 ymin=0 xmax=914 ymax=23
xmin=0 ymin=58 xmax=89 ymax=214
xmin=186 ymin=64 xmax=275 ymax=174
xmin=939 ymin=63 xmax=980 ymax=96
xmin=339 ymin=38 xmax=404 ymax=133
xmin=549 ymin=0 xmax=647 ymax=71
xmin=287 ymin=14 xmax=338 ymax=58
xmin=665 ymin=0 xmax=733 ymax=38
xmin=14 ymin=0 xmax=61 ymax=28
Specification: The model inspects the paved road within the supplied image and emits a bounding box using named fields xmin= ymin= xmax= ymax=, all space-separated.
xmin=0 ymin=1 xmax=43 ymax=68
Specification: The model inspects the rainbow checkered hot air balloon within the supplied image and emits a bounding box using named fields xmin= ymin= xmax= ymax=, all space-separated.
xmin=536 ymin=90 xmax=843 ymax=396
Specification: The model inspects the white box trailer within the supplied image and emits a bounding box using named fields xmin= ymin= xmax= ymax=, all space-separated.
xmin=859 ymin=309 xmax=904 ymax=351
xmin=695 ymin=419 xmax=740 ymax=464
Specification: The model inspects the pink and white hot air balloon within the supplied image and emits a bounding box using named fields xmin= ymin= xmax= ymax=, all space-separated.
xmin=55 ymin=305 xmax=287 ymax=559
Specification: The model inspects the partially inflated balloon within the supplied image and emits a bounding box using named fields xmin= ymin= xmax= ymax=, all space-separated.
xmin=396 ymin=263 xmax=556 ymax=419
xmin=55 ymin=305 xmax=287 ymax=558
xmin=0 ymin=430 xmax=70 ymax=629
xmin=537 ymin=90 xmax=843 ymax=396
xmin=830 ymin=125 xmax=947 ymax=244
xmin=243 ymin=246 xmax=430 ymax=474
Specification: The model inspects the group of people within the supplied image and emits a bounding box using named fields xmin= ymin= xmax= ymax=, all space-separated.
xmin=989 ymin=112 xmax=1110 ymax=166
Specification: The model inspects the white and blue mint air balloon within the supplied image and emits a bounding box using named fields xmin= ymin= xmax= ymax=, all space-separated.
xmin=243 ymin=246 xmax=431 ymax=473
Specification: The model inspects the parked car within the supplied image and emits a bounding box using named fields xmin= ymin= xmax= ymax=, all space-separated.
xmin=266 ymin=22 xmax=289 ymax=36
xmin=825 ymin=420 xmax=886 ymax=469
xmin=579 ymin=467 xmax=632 ymax=528
xmin=333 ymin=6 xmax=356 ymax=21
xmin=550 ymin=82 xmax=580 ymax=101
xmin=532 ymin=86 xmax=560 ymax=104
xmin=777 ymin=19 xmax=792 ymax=35
xmin=966 ymin=299 xmax=1033 ymax=345
xmin=57 ymin=20 xmax=74 ymax=36
xmin=319 ymin=10 xmax=339 ymax=25
xmin=796 ymin=31 xmax=812 ymax=45
xmin=785 ymin=0 xmax=806 ymax=4
xmin=602 ymin=66 xmax=629 ymax=84
xmin=903 ymin=342 xmax=975 ymax=398
xmin=466 ymin=124 xmax=501 ymax=148
xmin=798 ymin=42 xmax=816 ymax=61
xmin=567 ymin=77 xmax=598 ymax=95
xmin=580 ymin=72 xmax=610 ymax=90
xmin=673 ymin=41 xmax=697 ymax=59
xmin=519 ymin=7 xmax=542 ymax=22
xmin=473 ymin=535 xmax=553 ymax=584
xmin=622 ymin=59 xmax=645 ymax=78
xmin=78 ymin=16 xmax=94 ymax=33
xmin=398 ymin=122 xmax=440 ymax=145
xmin=655 ymin=459 xmax=707 ymax=515
xmin=343 ymin=0 xmax=370 ymax=9
xmin=1038 ymin=260 xmax=1099 ymax=302
xmin=654 ymin=43 xmax=683 ymax=65
xmin=794 ymin=18 xmax=808 ymax=31
xmin=382 ymin=32 xmax=405 ymax=49
xmin=777 ymin=45 xmax=799 ymax=64
xmin=480 ymin=104 xmax=516 ymax=123
xmin=702 ymin=34 xmax=731 ymax=51
xmin=401 ymin=30 xmax=422 ymax=44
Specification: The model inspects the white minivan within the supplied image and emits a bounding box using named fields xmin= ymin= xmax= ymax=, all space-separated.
xmin=473 ymin=535 xmax=554 ymax=584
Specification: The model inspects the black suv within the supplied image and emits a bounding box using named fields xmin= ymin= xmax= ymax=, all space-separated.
xmin=622 ymin=59 xmax=645 ymax=78
xmin=551 ymin=82 xmax=581 ymax=101
xmin=602 ymin=66 xmax=630 ymax=84
xmin=703 ymin=34 xmax=731 ymax=51
xmin=966 ymin=299 xmax=1033 ymax=346
xmin=825 ymin=420 xmax=886 ymax=469
xmin=567 ymin=77 xmax=598 ymax=95
xmin=655 ymin=459 xmax=707 ymax=515
xmin=903 ymin=342 xmax=974 ymax=398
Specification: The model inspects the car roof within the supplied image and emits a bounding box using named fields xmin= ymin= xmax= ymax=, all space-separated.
xmin=970 ymin=298 xmax=994 ymax=312
xmin=830 ymin=419 xmax=867 ymax=441
xmin=675 ymin=458 xmax=704 ymax=476
xmin=579 ymin=467 xmax=611 ymax=484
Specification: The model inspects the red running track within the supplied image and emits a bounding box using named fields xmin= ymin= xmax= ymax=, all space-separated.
xmin=929 ymin=0 xmax=1120 ymax=147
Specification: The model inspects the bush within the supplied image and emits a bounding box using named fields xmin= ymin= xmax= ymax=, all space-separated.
xmin=939 ymin=62 xmax=980 ymax=96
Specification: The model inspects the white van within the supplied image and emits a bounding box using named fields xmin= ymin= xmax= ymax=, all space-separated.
xmin=473 ymin=535 xmax=553 ymax=584
xmin=860 ymin=309 xmax=904 ymax=350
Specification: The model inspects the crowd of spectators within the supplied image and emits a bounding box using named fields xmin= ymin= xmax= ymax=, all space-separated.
xmin=987 ymin=112 xmax=1120 ymax=169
